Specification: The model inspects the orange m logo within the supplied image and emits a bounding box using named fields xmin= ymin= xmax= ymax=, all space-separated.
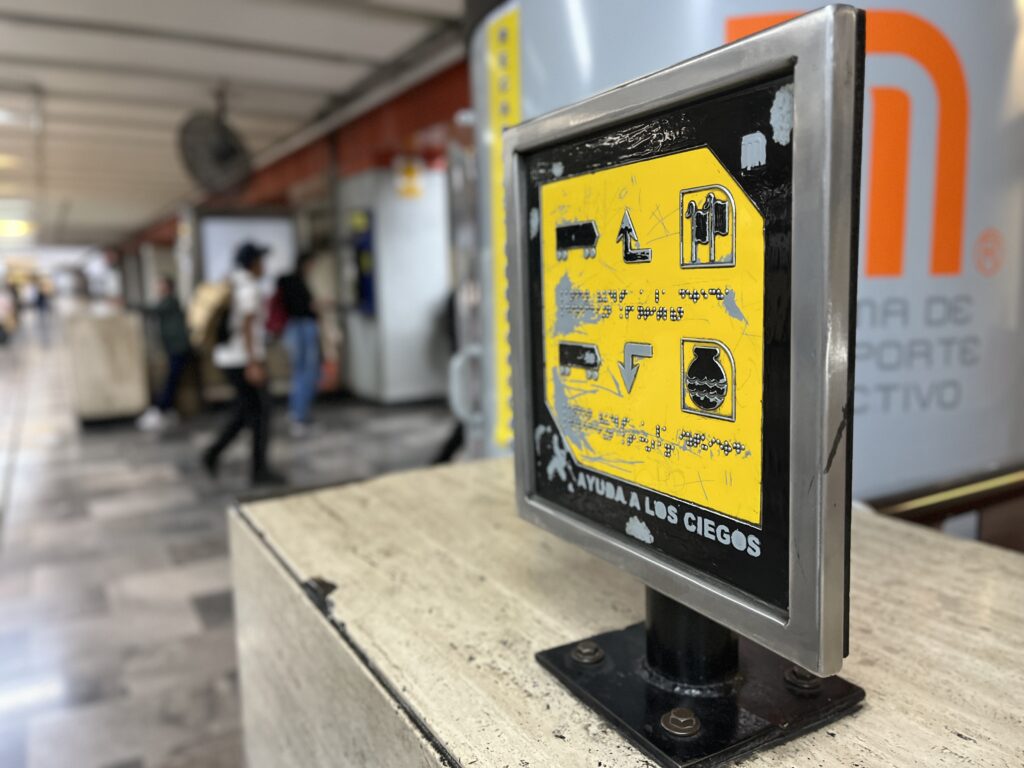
xmin=726 ymin=11 xmax=969 ymax=276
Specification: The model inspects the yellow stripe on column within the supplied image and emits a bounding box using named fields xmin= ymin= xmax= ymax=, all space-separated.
xmin=486 ymin=6 xmax=521 ymax=449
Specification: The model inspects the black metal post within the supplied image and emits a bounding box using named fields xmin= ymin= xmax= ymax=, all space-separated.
xmin=537 ymin=587 xmax=863 ymax=765
xmin=645 ymin=587 xmax=739 ymax=687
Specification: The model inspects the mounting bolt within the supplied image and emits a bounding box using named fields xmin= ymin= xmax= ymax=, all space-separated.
xmin=570 ymin=640 xmax=605 ymax=665
xmin=660 ymin=707 xmax=701 ymax=737
xmin=784 ymin=666 xmax=823 ymax=696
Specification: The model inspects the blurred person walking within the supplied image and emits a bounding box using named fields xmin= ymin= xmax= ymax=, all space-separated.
xmin=0 ymin=286 xmax=13 ymax=345
xmin=33 ymin=278 xmax=52 ymax=347
xmin=137 ymin=276 xmax=191 ymax=431
xmin=276 ymin=252 xmax=321 ymax=437
xmin=6 ymin=283 xmax=20 ymax=332
xmin=202 ymin=243 xmax=285 ymax=486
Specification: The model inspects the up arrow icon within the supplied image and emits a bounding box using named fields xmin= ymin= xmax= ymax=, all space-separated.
xmin=616 ymin=208 xmax=652 ymax=263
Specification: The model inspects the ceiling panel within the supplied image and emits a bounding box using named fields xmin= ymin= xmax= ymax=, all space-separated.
xmin=41 ymin=116 xmax=295 ymax=151
xmin=0 ymin=63 xmax=326 ymax=117
xmin=0 ymin=120 xmax=279 ymax=151
xmin=0 ymin=0 xmax=439 ymax=62
xmin=1 ymin=138 xmax=176 ymax=161
xmin=24 ymin=191 xmax=173 ymax=242
xmin=367 ymin=0 xmax=464 ymax=18
xmin=34 ymin=178 xmax=189 ymax=197
xmin=0 ymin=94 xmax=302 ymax=137
xmin=40 ymin=100 xmax=302 ymax=139
xmin=0 ymin=22 xmax=374 ymax=93
xmin=0 ymin=0 xmax=462 ymax=246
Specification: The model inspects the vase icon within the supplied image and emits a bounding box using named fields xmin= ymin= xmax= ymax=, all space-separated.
xmin=686 ymin=346 xmax=728 ymax=411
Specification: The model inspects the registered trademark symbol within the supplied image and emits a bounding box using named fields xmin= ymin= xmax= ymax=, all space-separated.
xmin=973 ymin=228 xmax=1004 ymax=276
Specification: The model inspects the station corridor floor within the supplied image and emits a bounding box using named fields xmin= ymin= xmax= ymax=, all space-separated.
xmin=0 ymin=338 xmax=454 ymax=768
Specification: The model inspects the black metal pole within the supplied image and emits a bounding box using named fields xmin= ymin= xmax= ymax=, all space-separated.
xmin=645 ymin=587 xmax=739 ymax=686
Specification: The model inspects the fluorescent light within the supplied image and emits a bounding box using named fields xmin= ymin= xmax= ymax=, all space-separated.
xmin=0 ymin=109 xmax=24 ymax=127
xmin=0 ymin=220 xmax=33 ymax=238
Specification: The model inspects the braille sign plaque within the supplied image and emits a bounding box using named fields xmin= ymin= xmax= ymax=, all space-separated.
xmin=507 ymin=6 xmax=865 ymax=678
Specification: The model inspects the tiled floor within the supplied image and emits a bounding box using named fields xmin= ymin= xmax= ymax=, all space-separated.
xmin=0 ymin=336 xmax=455 ymax=768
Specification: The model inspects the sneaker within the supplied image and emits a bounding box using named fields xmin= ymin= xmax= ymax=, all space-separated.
xmin=289 ymin=420 xmax=310 ymax=439
xmin=136 ymin=407 xmax=164 ymax=431
xmin=251 ymin=468 xmax=288 ymax=487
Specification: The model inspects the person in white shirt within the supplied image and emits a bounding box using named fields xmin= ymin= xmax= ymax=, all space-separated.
xmin=202 ymin=242 xmax=285 ymax=486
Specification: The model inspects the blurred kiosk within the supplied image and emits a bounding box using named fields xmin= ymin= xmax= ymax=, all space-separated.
xmin=505 ymin=7 xmax=864 ymax=765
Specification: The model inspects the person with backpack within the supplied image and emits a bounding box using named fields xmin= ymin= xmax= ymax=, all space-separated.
xmin=137 ymin=275 xmax=191 ymax=431
xmin=273 ymin=251 xmax=320 ymax=437
xmin=202 ymin=242 xmax=285 ymax=486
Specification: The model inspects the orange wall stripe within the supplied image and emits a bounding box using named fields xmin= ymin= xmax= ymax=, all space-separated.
xmin=726 ymin=11 xmax=969 ymax=277
xmin=335 ymin=62 xmax=470 ymax=176
xmin=866 ymin=88 xmax=911 ymax=276
xmin=872 ymin=12 xmax=967 ymax=276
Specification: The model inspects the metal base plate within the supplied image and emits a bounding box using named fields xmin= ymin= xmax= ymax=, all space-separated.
xmin=537 ymin=623 xmax=864 ymax=768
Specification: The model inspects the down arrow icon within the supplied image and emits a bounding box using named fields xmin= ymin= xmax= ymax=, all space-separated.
xmin=618 ymin=342 xmax=654 ymax=393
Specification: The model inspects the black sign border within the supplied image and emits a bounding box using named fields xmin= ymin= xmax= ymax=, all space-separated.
xmin=523 ymin=72 xmax=794 ymax=611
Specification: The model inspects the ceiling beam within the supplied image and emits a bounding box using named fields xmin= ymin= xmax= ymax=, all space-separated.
xmin=28 ymin=173 xmax=187 ymax=189
xmin=0 ymin=63 xmax=329 ymax=115
xmin=40 ymin=89 xmax=314 ymax=122
xmin=263 ymin=0 xmax=458 ymax=25
xmin=0 ymin=10 xmax=385 ymax=67
xmin=37 ymin=97 xmax=300 ymax=129
xmin=0 ymin=53 xmax=343 ymax=97
xmin=258 ymin=23 xmax=463 ymax=168
xmin=38 ymin=113 xmax=289 ymax=142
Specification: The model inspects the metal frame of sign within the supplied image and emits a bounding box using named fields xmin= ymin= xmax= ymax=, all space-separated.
xmin=506 ymin=6 xmax=863 ymax=675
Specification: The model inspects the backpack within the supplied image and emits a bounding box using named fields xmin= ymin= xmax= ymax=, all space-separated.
xmin=214 ymin=291 xmax=232 ymax=344
xmin=188 ymin=280 xmax=233 ymax=350
xmin=266 ymin=285 xmax=287 ymax=337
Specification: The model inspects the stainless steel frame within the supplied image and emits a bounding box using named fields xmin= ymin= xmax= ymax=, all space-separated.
xmin=505 ymin=5 xmax=861 ymax=675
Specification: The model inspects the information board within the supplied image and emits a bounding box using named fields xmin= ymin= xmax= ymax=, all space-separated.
xmin=507 ymin=7 xmax=864 ymax=674
xmin=531 ymin=79 xmax=791 ymax=610
xmin=199 ymin=213 xmax=297 ymax=294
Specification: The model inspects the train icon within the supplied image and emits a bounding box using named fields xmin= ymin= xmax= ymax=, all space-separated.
xmin=559 ymin=342 xmax=602 ymax=380
xmin=555 ymin=221 xmax=599 ymax=260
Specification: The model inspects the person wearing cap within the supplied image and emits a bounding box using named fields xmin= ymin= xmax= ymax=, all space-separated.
xmin=202 ymin=242 xmax=285 ymax=486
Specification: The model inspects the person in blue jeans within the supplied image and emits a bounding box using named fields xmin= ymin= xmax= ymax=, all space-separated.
xmin=278 ymin=252 xmax=321 ymax=437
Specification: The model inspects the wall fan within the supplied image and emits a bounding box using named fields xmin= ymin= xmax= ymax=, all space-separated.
xmin=178 ymin=97 xmax=251 ymax=194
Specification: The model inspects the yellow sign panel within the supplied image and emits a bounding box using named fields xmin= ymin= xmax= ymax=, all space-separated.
xmin=541 ymin=147 xmax=765 ymax=525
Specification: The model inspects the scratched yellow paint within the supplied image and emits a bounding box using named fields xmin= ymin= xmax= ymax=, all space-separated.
xmin=540 ymin=147 xmax=765 ymax=525
xmin=486 ymin=7 xmax=520 ymax=449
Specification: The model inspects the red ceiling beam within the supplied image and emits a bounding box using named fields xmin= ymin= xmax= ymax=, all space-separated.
xmin=124 ymin=61 xmax=469 ymax=250
xmin=336 ymin=61 xmax=469 ymax=175
xmin=239 ymin=136 xmax=333 ymax=207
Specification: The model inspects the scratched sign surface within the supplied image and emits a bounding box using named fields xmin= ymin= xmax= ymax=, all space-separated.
xmin=541 ymin=148 xmax=765 ymax=525
xmin=524 ymin=73 xmax=794 ymax=609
